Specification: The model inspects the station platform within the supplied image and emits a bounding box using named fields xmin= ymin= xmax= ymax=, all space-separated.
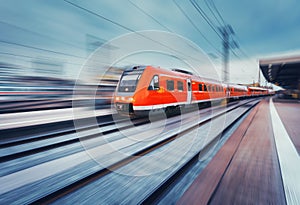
xmin=178 ymin=97 xmax=300 ymax=205
xmin=0 ymin=107 xmax=114 ymax=130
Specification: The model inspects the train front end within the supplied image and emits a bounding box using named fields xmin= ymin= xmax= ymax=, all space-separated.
xmin=113 ymin=66 xmax=145 ymax=116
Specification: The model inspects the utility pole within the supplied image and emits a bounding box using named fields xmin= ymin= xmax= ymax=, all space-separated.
xmin=220 ymin=25 xmax=237 ymax=83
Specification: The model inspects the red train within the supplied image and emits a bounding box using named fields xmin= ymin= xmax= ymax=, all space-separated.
xmin=113 ymin=65 xmax=271 ymax=116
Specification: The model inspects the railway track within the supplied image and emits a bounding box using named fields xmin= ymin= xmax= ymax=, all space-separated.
xmin=0 ymin=99 xmax=72 ymax=114
xmin=0 ymin=115 xmax=150 ymax=174
xmin=0 ymin=98 xmax=261 ymax=204
xmin=0 ymin=98 xmax=111 ymax=114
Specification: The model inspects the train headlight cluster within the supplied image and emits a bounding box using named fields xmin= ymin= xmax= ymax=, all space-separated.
xmin=115 ymin=96 xmax=134 ymax=103
xmin=128 ymin=97 xmax=135 ymax=103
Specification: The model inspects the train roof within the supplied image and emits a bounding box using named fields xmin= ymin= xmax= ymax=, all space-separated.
xmin=227 ymin=83 xmax=248 ymax=89
xmin=124 ymin=65 xmax=224 ymax=84
xmin=171 ymin=68 xmax=194 ymax=75
xmin=124 ymin=65 xmax=147 ymax=71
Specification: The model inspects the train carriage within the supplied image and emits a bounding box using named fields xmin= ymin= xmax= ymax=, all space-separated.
xmin=114 ymin=65 xmax=272 ymax=116
xmin=228 ymin=84 xmax=248 ymax=99
xmin=114 ymin=65 xmax=226 ymax=116
xmin=248 ymin=86 xmax=268 ymax=96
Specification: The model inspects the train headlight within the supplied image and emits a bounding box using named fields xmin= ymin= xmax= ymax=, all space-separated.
xmin=129 ymin=97 xmax=135 ymax=103
xmin=115 ymin=96 xmax=120 ymax=101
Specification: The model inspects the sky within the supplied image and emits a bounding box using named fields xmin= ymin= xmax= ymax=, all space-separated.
xmin=0 ymin=0 xmax=299 ymax=85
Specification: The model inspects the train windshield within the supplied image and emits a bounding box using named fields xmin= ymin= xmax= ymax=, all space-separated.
xmin=118 ymin=73 xmax=141 ymax=92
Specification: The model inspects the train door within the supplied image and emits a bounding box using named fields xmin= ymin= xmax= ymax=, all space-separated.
xmin=187 ymin=79 xmax=192 ymax=104
xmin=226 ymin=85 xmax=230 ymax=98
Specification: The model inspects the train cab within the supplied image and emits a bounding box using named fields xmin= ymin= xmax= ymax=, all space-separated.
xmin=113 ymin=66 xmax=192 ymax=116
xmin=113 ymin=66 xmax=145 ymax=115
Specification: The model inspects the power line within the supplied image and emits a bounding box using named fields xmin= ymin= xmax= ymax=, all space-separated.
xmin=203 ymin=0 xmax=223 ymax=27
xmin=190 ymin=0 xmax=255 ymax=81
xmin=0 ymin=40 xmax=84 ymax=59
xmin=188 ymin=0 xmax=234 ymax=82
xmin=233 ymin=35 xmax=252 ymax=59
xmin=173 ymin=0 xmax=223 ymax=56
xmin=128 ymin=0 xmax=223 ymax=58
xmin=63 ymin=0 xmax=209 ymax=65
xmin=190 ymin=0 xmax=224 ymax=40
xmin=230 ymin=49 xmax=241 ymax=59
xmin=0 ymin=20 xmax=84 ymax=51
xmin=127 ymin=0 xmax=173 ymax=32
xmin=64 ymin=0 xmax=252 ymax=81
xmin=63 ymin=0 xmax=137 ymax=33
xmin=206 ymin=0 xmax=249 ymax=61
xmin=0 ymin=51 xmax=90 ymax=68
xmin=129 ymin=0 xmax=223 ymax=56
xmin=206 ymin=1 xmax=249 ymax=60
xmin=209 ymin=0 xmax=227 ymax=26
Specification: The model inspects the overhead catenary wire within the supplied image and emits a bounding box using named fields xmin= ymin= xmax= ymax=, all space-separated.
xmin=0 ymin=20 xmax=85 ymax=51
xmin=203 ymin=0 xmax=224 ymax=28
xmin=191 ymin=0 xmax=246 ymax=60
xmin=186 ymin=0 xmax=260 ymax=83
xmin=0 ymin=40 xmax=85 ymax=59
xmin=63 ymin=0 xmax=210 ymax=65
xmin=206 ymin=0 xmax=252 ymax=61
xmin=0 ymin=51 xmax=92 ymax=68
xmin=189 ymin=0 xmax=224 ymax=41
xmin=127 ymin=0 xmax=173 ymax=32
xmin=173 ymin=0 xmax=223 ymax=57
xmin=209 ymin=0 xmax=227 ymax=26
xmin=188 ymin=0 xmax=253 ymax=82
xmin=63 ymin=0 xmax=252 ymax=74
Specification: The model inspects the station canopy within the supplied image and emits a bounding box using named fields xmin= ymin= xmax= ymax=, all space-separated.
xmin=259 ymin=55 xmax=300 ymax=90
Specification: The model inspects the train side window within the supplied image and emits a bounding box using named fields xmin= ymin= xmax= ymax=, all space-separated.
xmin=167 ymin=80 xmax=174 ymax=91
xmin=177 ymin=81 xmax=184 ymax=91
xmin=199 ymin=84 xmax=202 ymax=91
xmin=148 ymin=75 xmax=159 ymax=90
xmin=204 ymin=84 xmax=207 ymax=91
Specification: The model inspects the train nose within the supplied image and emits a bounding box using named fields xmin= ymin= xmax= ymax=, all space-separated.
xmin=114 ymin=96 xmax=135 ymax=103
xmin=114 ymin=96 xmax=135 ymax=115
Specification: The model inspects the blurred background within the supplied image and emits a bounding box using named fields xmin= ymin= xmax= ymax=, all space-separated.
xmin=1 ymin=1 xmax=300 ymax=204
xmin=1 ymin=0 xmax=299 ymax=111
